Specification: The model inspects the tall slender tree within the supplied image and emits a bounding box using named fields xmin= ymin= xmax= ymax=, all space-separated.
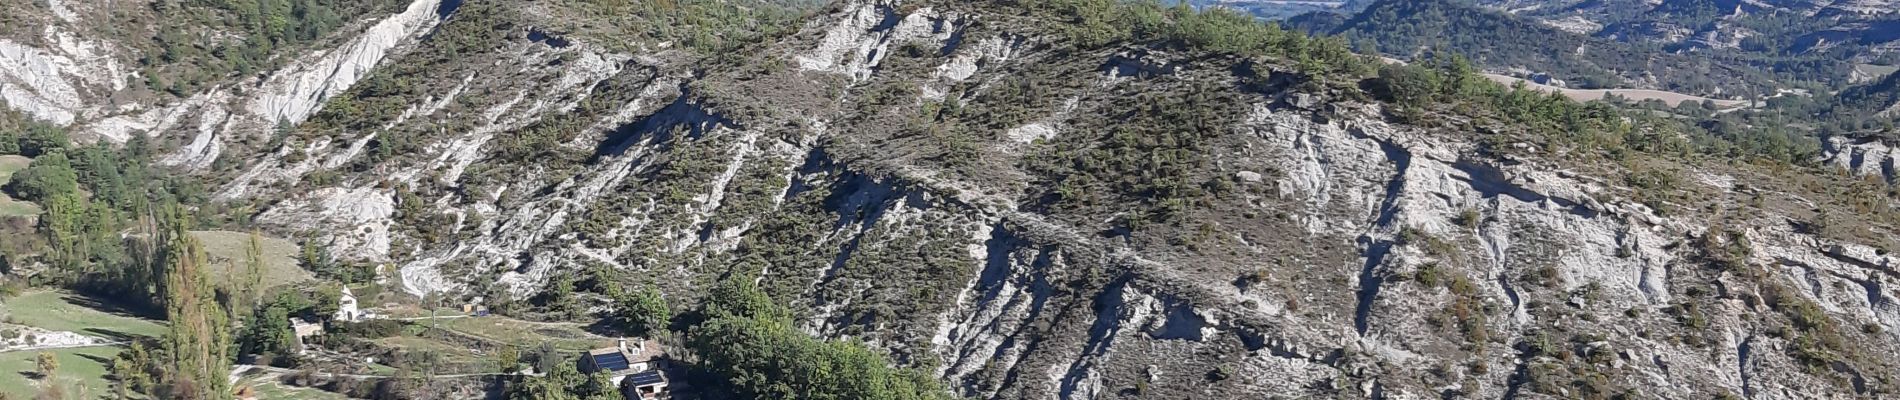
xmin=157 ymin=206 xmax=233 ymax=400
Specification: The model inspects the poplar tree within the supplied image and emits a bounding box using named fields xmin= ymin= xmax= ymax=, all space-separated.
xmin=158 ymin=206 xmax=233 ymax=400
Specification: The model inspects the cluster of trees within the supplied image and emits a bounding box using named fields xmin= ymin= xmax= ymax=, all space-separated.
xmin=1378 ymin=53 xmax=1622 ymax=133
xmin=1023 ymin=78 xmax=1246 ymax=227
xmin=1 ymin=110 xmax=307 ymax=400
xmin=503 ymin=275 xmax=949 ymax=400
xmin=300 ymin=238 xmax=376 ymax=283
xmin=0 ymin=121 xmax=222 ymax=312
xmin=104 ymin=207 xmax=236 ymax=400
xmin=684 ymin=276 xmax=951 ymax=400
xmin=1825 ymin=71 xmax=1900 ymax=137
xmin=504 ymin=360 xmax=622 ymax=400
xmin=0 ymin=115 xmax=65 ymax=157
xmin=237 ymin=282 xmax=344 ymax=366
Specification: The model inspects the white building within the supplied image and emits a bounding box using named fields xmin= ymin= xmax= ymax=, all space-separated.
xmin=334 ymin=287 xmax=360 ymax=322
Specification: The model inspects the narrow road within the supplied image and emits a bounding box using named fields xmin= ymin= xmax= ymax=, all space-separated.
xmin=388 ymin=314 xmax=471 ymax=321
xmin=232 ymin=364 xmax=540 ymax=382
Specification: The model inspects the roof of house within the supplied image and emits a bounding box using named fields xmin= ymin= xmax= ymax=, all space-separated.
xmin=630 ymin=339 xmax=663 ymax=362
xmin=626 ymin=370 xmax=666 ymax=387
xmin=586 ymin=338 xmax=664 ymax=373
xmin=590 ymin=350 xmax=632 ymax=371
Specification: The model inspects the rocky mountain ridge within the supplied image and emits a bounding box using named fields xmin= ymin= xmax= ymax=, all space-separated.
xmin=5 ymin=0 xmax=1900 ymax=398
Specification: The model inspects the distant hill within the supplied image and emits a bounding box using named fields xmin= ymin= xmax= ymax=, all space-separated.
xmin=1292 ymin=0 xmax=1777 ymax=96
xmin=1183 ymin=0 xmax=1350 ymax=19
xmin=1481 ymin=0 xmax=1900 ymax=75
xmin=1285 ymin=0 xmax=1900 ymax=93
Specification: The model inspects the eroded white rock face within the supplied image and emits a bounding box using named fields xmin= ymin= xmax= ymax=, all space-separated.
xmin=798 ymin=2 xmax=962 ymax=81
xmin=0 ymin=8 xmax=145 ymax=129
xmin=258 ymin=187 xmax=396 ymax=261
xmin=0 ymin=326 xmax=105 ymax=351
xmin=1240 ymin=100 xmax=1900 ymax=397
xmin=1541 ymin=15 xmax=1604 ymax=35
xmin=249 ymin=0 xmax=447 ymax=125
xmin=1824 ymin=135 xmax=1900 ymax=182
xmin=1821 ymin=0 xmax=1900 ymax=15
xmin=0 ymin=0 xmax=447 ymax=179
xmin=0 ymin=32 xmax=115 ymax=125
xmin=923 ymin=34 xmax=1023 ymax=99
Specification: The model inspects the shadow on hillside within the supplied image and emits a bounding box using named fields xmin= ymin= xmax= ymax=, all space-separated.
xmin=76 ymin=352 xmax=116 ymax=367
xmin=85 ymin=327 xmax=151 ymax=342
xmin=580 ymin=320 xmax=622 ymax=338
xmin=62 ymin=293 xmax=163 ymax=321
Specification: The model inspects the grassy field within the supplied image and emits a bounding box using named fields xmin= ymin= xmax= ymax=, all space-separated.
xmin=0 ymin=196 xmax=38 ymax=217
xmin=376 ymin=303 xmax=467 ymax=319
xmin=1859 ymin=63 xmax=1899 ymax=81
xmin=376 ymin=335 xmax=485 ymax=364
xmin=192 ymin=230 xmax=313 ymax=290
xmin=239 ymin=377 xmax=351 ymax=400
xmin=0 ymin=345 xmax=120 ymax=399
xmin=0 ymin=155 xmax=28 ymax=183
xmin=1482 ymin=73 xmax=1749 ymax=108
xmin=0 ymin=291 xmax=165 ymax=340
xmin=0 ymin=154 xmax=39 ymax=217
xmin=439 ymin=317 xmax=611 ymax=352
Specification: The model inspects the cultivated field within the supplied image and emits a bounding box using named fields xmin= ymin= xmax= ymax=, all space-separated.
xmin=1856 ymin=63 xmax=1898 ymax=82
xmin=438 ymin=317 xmax=611 ymax=352
xmin=1482 ymin=74 xmax=1750 ymax=109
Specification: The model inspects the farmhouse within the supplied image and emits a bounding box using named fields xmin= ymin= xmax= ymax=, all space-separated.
xmin=579 ymin=338 xmax=669 ymax=399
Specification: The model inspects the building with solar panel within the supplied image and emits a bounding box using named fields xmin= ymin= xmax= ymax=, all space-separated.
xmin=580 ymin=338 xmax=670 ymax=399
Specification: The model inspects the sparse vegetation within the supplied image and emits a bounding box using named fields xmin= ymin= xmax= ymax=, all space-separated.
xmin=1454 ymin=209 xmax=1482 ymax=229
xmin=141 ymin=0 xmax=396 ymax=96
